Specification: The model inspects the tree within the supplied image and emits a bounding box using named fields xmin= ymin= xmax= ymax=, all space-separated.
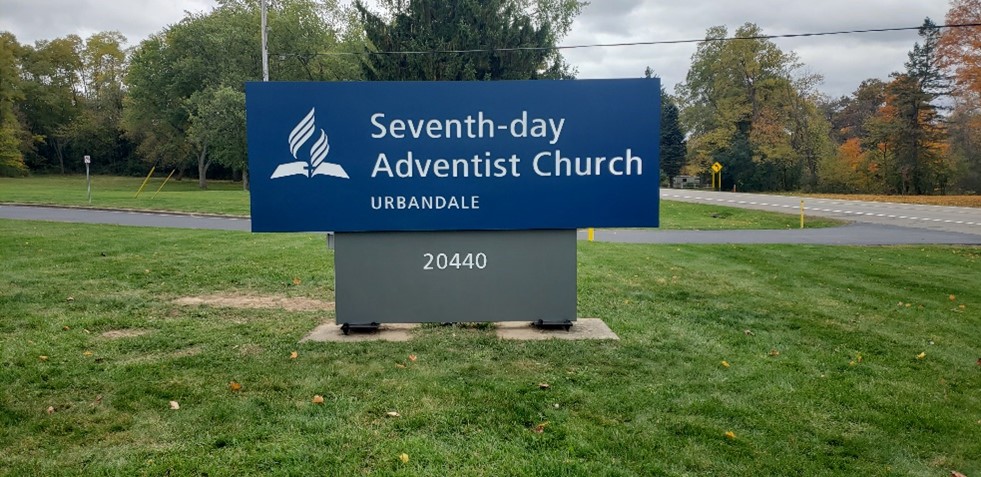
xmin=937 ymin=1 xmax=981 ymax=191
xmin=354 ymin=0 xmax=584 ymax=81
xmin=0 ymin=32 xmax=28 ymax=176
xmin=645 ymin=67 xmax=686 ymax=185
xmin=907 ymin=18 xmax=952 ymax=98
xmin=677 ymin=23 xmax=826 ymax=191
xmin=824 ymin=79 xmax=887 ymax=143
xmin=186 ymin=86 xmax=248 ymax=189
xmin=860 ymin=19 xmax=949 ymax=195
xmin=124 ymin=0 xmax=361 ymax=188
xmin=18 ymin=35 xmax=84 ymax=173
xmin=938 ymin=1 xmax=981 ymax=98
xmin=867 ymin=73 xmax=946 ymax=194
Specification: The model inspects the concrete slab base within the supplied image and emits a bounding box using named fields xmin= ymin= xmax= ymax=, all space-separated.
xmin=300 ymin=323 xmax=417 ymax=342
xmin=299 ymin=318 xmax=618 ymax=342
xmin=495 ymin=318 xmax=619 ymax=341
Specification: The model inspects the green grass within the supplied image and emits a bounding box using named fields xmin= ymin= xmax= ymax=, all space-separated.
xmin=1 ymin=175 xmax=839 ymax=229
xmin=0 ymin=175 xmax=250 ymax=216
xmin=657 ymin=200 xmax=839 ymax=230
xmin=1 ymin=219 xmax=978 ymax=476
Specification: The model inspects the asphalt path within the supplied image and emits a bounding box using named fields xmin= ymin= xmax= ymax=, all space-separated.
xmin=2 ymin=203 xmax=980 ymax=245
xmin=0 ymin=204 xmax=250 ymax=231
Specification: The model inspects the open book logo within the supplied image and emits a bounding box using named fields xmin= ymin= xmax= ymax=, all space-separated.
xmin=270 ymin=108 xmax=349 ymax=180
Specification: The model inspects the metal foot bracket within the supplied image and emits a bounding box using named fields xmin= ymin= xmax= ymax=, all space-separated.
xmin=532 ymin=319 xmax=574 ymax=332
xmin=340 ymin=322 xmax=380 ymax=335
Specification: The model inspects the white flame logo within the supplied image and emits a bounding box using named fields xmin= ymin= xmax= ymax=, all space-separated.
xmin=271 ymin=108 xmax=349 ymax=179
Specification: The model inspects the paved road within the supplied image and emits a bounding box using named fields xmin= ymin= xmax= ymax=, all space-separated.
xmin=0 ymin=204 xmax=250 ymax=231
xmin=2 ymin=203 xmax=980 ymax=245
xmin=662 ymin=190 xmax=981 ymax=236
xmin=575 ymin=223 xmax=981 ymax=245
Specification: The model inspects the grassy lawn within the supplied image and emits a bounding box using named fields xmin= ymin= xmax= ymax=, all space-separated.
xmin=657 ymin=200 xmax=839 ymax=230
xmin=1 ymin=219 xmax=978 ymax=476
xmin=0 ymin=175 xmax=250 ymax=216
xmin=0 ymin=175 xmax=839 ymax=230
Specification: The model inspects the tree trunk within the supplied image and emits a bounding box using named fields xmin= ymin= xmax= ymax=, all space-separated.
xmin=197 ymin=143 xmax=209 ymax=189
xmin=242 ymin=168 xmax=249 ymax=191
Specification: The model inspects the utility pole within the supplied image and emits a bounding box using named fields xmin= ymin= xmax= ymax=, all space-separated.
xmin=261 ymin=0 xmax=269 ymax=81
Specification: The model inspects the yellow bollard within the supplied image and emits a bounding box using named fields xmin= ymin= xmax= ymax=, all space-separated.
xmin=587 ymin=228 xmax=595 ymax=242
xmin=151 ymin=169 xmax=176 ymax=199
xmin=800 ymin=200 xmax=805 ymax=229
xmin=134 ymin=166 xmax=156 ymax=198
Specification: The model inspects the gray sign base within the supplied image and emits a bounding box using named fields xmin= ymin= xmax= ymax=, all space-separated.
xmin=334 ymin=230 xmax=576 ymax=324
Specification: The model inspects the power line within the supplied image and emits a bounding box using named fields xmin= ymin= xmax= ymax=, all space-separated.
xmin=273 ymin=22 xmax=981 ymax=58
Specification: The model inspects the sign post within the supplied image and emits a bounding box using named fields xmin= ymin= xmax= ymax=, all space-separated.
xmin=711 ymin=162 xmax=722 ymax=191
xmin=246 ymin=79 xmax=661 ymax=329
xmin=84 ymin=155 xmax=91 ymax=203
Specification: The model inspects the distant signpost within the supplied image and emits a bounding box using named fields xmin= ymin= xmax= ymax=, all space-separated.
xmin=84 ymin=155 xmax=92 ymax=203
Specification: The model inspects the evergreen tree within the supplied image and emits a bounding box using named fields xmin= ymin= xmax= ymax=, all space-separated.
xmin=354 ymin=0 xmax=583 ymax=81
xmin=645 ymin=67 xmax=686 ymax=185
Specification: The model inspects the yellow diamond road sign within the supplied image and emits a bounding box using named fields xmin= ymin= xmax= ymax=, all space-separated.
xmin=711 ymin=162 xmax=722 ymax=173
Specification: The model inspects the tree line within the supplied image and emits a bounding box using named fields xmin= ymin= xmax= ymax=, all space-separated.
xmin=1 ymin=0 xmax=980 ymax=194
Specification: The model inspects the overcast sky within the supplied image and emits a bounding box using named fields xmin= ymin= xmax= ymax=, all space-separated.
xmin=0 ymin=0 xmax=952 ymax=98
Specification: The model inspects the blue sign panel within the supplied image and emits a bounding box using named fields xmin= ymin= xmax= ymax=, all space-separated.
xmin=246 ymin=79 xmax=660 ymax=232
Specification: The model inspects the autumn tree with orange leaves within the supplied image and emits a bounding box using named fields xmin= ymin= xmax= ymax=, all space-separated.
xmin=853 ymin=19 xmax=950 ymax=194
xmin=938 ymin=0 xmax=981 ymax=191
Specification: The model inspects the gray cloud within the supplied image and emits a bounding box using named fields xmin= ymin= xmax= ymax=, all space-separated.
xmin=0 ymin=0 xmax=216 ymax=47
xmin=561 ymin=0 xmax=949 ymax=97
xmin=0 ymin=0 xmax=951 ymax=97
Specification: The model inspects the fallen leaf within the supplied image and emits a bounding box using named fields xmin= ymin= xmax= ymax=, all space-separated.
xmin=721 ymin=360 xmax=730 ymax=368
xmin=768 ymin=349 xmax=780 ymax=357
xmin=399 ymin=453 xmax=409 ymax=464
xmin=976 ymin=358 xmax=981 ymax=367
xmin=62 ymin=326 xmax=70 ymax=331
xmin=83 ymin=351 xmax=93 ymax=357
xmin=951 ymin=472 xmax=967 ymax=477
xmin=959 ymin=304 xmax=966 ymax=310
xmin=290 ymin=351 xmax=298 ymax=360
xmin=46 ymin=406 xmax=55 ymax=414
xmin=408 ymin=354 xmax=417 ymax=362
xmin=169 ymin=401 xmax=180 ymax=410
xmin=67 ymin=296 xmax=74 ymax=302
xmin=92 ymin=395 xmax=103 ymax=405
xmin=949 ymin=294 xmax=957 ymax=301
xmin=743 ymin=329 xmax=754 ymax=336
xmin=395 ymin=363 xmax=406 ymax=369
xmin=538 ymin=383 xmax=550 ymax=389
xmin=229 ymin=381 xmax=242 ymax=392
xmin=916 ymin=352 xmax=926 ymax=360
xmin=532 ymin=421 xmax=549 ymax=433
xmin=849 ymin=361 xmax=856 ymax=366
xmin=312 ymin=395 xmax=325 ymax=404
xmin=386 ymin=411 xmax=400 ymax=418
xmin=292 ymin=277 xmax=301 ymax=286
xmin=724 ymin=431 xmax=736 ymax=440
xmin=83 ymin=329 xmax=90 ymax=334
xmin=38 ymin=355 xmax=48 ymax=361
xmin=856 ymin=353 xmax=863 ymax=363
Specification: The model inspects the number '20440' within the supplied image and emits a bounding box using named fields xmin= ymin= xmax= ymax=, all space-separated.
xmin=423 ymin=252 xmax=487 ymax=270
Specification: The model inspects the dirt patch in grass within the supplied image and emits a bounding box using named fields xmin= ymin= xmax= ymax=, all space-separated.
xmin=802 ymin=194 xmax=981 ymax=208
xmin=101 ymin=329 xmax=152 ymax=339
xmin=174 ymin=293 xmax=334 ymax=312
xmin=118 ymin=345 xmax=205 ymax=366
